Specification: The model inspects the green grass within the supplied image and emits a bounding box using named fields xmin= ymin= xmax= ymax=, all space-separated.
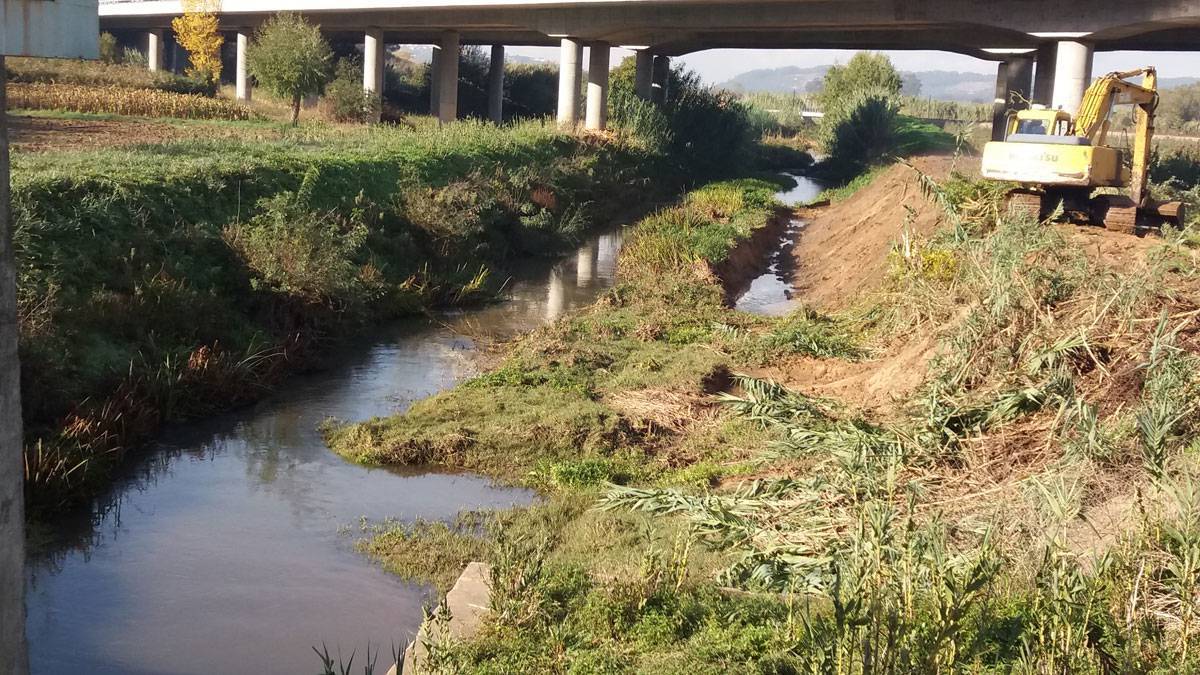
xmin=351 ymin=158 xmax=1200 ymax=672
xmin=325 ymin=178 xmax=849 ymax=488
xmin=16 ymin=120 xmax=666 ymax=514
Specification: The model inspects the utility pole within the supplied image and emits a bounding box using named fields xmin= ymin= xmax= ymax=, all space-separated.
xmin=0 ymin=54 xmax=28 ymax=675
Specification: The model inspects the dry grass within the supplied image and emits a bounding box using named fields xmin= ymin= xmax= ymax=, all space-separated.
xmin=9 ymin=82 xmax=257 ymax=120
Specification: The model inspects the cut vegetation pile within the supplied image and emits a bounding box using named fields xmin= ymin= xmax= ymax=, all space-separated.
xmin=339 ymin=156 xmax=1200 ymax=672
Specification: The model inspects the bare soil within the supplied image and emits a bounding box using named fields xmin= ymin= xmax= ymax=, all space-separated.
xmin=7 ymin=114 xmax=187 ymax=152
xmin=789 ymin=155 xmax=967 ymax=312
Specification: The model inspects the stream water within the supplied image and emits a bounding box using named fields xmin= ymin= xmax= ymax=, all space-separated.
xmin=24 ymin=174 xmax=821 ymax=674
xmin=734 ymin=173 xmax=826 ymax=316
xmin=25 ymin=231 xmax=623 ymax=675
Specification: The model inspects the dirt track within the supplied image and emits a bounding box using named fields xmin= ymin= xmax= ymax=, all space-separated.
xmin=6 ymin=113 xmax=191 ymax=152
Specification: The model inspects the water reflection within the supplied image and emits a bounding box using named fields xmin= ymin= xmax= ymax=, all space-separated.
xmin=26 ymin=226 xmax=626 ymax=675
xmin=734 ymin=174 xmax=825 ymax=316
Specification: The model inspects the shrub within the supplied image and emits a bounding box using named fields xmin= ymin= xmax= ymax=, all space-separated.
xmin=122 ymin=48 xmax=147 ymax=69
xmin=321 ymin=58 xmax=381 ymax=123
xmin=224 ymin=169 xmax=380 ymax=310
xmin=247 ymin=12 xmax=334 ymax=124
xmin=609 ymin=57 xmax=753 ymax=180
xmin=817 ymin=88 xmax=900 ymax=181
xmin=98 ymin=32 xmax=120 ymax=65
xmin=7 ymin=82 xmax=254 ymax=120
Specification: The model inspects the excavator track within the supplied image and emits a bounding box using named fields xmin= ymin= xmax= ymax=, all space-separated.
xmin=1006 ymin=190 xmax=1044 ymax=220
xmin=1092 ymin=195 xmax=1140 ymax=235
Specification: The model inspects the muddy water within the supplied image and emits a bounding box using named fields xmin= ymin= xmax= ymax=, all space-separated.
xmin=734 ymin=174 xmax=826 ymax=316
xmin=25 ymin=230 xmax=624 ymax=675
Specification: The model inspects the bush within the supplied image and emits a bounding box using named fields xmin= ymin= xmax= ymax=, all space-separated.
xmin=224 ymin=169 xmax=380 ymax=310
xmin=322 ymin=58 xmax=381 ymax=123
xmin=7 ymin=82 xmax=255 ymax=120
xmin=98 ymin=32 xmax=120 ymax=65
xmin=609 ymin=57 xmax=753 ymax=180
xmin=816 ymin=88 xmax=900 ymax=181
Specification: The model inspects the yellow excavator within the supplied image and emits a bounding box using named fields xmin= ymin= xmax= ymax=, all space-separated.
xmin=980 ymin=67 xmax=1185 ymax=233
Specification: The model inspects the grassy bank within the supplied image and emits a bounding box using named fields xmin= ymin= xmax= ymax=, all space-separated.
xmin=338 ymin=161 xmax=1200 ymax=671
xmin=15 ymin=120 xmax=664 ymax=514
xmin=325 ymin=178 xmax=853 ymax=489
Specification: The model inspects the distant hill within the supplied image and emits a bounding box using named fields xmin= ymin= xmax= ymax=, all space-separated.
xmin=719 ymin=66 xmax=1200 ymax=102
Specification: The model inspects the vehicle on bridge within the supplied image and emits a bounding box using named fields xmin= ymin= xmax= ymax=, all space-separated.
xmin=980 ymin=66 xmax=1185 ymax=233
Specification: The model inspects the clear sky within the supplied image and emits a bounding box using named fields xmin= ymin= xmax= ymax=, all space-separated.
xmin=504 ymin=47 xmax=1200 ymax=84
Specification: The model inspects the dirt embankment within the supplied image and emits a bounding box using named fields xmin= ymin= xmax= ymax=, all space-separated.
xmin=760 ymin=154 xmax=1168 ymax=414
xmin=790 ymin=155 xmax=965 ymax=312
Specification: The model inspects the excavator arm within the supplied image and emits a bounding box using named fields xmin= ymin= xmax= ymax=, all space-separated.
xmin=1073 ymin=68 xmax=1159 ymax=205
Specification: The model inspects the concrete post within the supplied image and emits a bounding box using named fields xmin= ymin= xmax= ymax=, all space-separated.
xmin=1006 ymin=56 xmax=1034 ymax=108
xmin=429 ymin=46 xmax=441 ymax=118
xmin=0 ymin=56 xmax=30 ymax=675
xmin=585 ymin=43 xmax=610 ymax=131
xmin=235 ymin=32 xmax=252 ymax=102
xmin=556 ymin=38 xmax=582 ymax=128
xmin=436 ymin=32 xmax=460 ymax=123
xmin=990 ymin=56 xmax=1033 ymax=141
xmin=634 ymin=50 xmax=653 ymax=100
xmin=488 ymin=45 xmax=505 ymax=124
xmin=146 ymin=29 xmax=164 ymax=72
xmin=1052 ymin=41 xmax=1094 ymax=113
xmin=363 ymin=28 xmax=385 ymax=113
xmin=651 ymin=55 xmax=670 ymax=105
xmin=1032 ymin=43 xmax=1057 ymax=106
xmin=990 ymin=62 xmax=1009 ymax=142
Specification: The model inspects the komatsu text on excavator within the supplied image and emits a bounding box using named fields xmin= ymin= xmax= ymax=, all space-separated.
xmin=980 ymin=67 xmax=1185 ymax=233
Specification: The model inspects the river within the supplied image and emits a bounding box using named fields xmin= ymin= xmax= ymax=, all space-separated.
xmin=24 ymin=175 xmax=821 ymax=674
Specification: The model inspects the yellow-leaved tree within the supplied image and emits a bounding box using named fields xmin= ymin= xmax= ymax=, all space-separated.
xmin=172 ymin=0 xmax=224 ymax=83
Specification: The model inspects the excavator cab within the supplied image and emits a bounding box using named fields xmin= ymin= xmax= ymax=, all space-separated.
xmin=1002 ymin=108 xmax=1073 ymax=140
xmin=980 ymin=67 xmax=1184 ymax=233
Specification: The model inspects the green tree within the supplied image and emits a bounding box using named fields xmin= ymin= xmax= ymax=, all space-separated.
xmin=247 ymin=12 xmax=333 ymax=125
xmin=819 ymin=52 xmax=903 ymax=111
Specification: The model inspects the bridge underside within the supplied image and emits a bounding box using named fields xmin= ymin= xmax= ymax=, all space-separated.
xmin=99 ymin=0 xmax=1200 ymax=56
xmin=97 ymin=0 xmax=1200 ymax=128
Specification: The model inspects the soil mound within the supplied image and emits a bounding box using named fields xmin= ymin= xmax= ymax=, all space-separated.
xmin=791 ymin=155 xmax=966 ymax=311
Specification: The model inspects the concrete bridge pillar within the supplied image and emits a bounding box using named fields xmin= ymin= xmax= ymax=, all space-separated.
xmin=634 ymin=50 xmax=653 ymax=100
xmin=585 ymin=43 xmax=610 ymax=131
xmin=363 ymin=28 xmax=385 ymax=116
xmin=650 ymin=55 xmax=670 ymax=105
xmin=146 ymin=30 xmax=164 ymax=72
xmin=429 ymin=46 xmax=441 ymax=118
xmin=235 ymin=31 xmax=252 ymax=102
xmin=990 ymin=55 xmax=1033 ymax=141
xmin=488 ymin=45 xmax=505 ymax=124
xmin=436 ymin=31 xmax=460 ymax=123
xmin=557 ymin=38 xmax=583 ymax=128
xmin=1032 ymin=43 xmax=1057 ymax=106
xmin=1052 ymin=41 xmax=1093 ymax=113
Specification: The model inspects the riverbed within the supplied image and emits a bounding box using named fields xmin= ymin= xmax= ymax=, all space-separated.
xmin=25 ymin=174 xmax=821 ymax=674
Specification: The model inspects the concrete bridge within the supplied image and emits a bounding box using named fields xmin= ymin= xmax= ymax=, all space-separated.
xmin=98 ymin=0 xmax=1200 ymax=131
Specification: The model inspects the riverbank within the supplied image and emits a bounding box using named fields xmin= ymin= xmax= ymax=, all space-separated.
xmin=15 ymin=119 xmax=674 ymax=515
xmin=339 ymin=158 xmax=1200 ymax=672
